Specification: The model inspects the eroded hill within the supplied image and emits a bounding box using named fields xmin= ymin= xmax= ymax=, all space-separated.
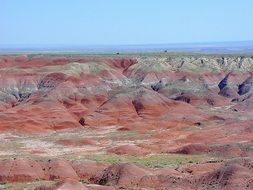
xmin=0 ymin=54 xmax=253 ymax=190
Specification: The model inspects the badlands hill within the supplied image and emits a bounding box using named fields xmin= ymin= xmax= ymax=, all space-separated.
xmin=0 ymin=54 xmax=253 ymax=189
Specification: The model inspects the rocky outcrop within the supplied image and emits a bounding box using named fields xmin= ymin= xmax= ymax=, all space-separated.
xmin=0 ymin=158 xmax=253 ymax=190
xmin=218 ymin=72 xmax=239 ymax=98
xmin=238 ymin=74 xmax=253 ymax=95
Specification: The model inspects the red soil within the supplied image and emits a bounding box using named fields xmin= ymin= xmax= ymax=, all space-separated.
xmin=0 ymin=55 xmax=253 ymax=189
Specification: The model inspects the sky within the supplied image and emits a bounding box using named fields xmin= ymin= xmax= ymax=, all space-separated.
xmin=1 ymin=0 xmax=253 ymax=47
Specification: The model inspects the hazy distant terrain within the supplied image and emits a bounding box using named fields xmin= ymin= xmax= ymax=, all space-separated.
xmin=1 ymin=41 xmax=253 ymax=54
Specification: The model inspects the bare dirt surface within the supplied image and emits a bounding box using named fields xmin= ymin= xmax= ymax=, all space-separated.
xmin=0 ymin=54 xmax=253 ymax=189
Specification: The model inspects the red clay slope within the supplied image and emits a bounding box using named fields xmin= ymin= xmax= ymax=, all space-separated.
xmin=0 ymin=55 xmax=253 ymax=189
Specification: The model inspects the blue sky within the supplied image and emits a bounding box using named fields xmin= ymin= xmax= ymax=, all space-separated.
xmin=1 ymin=0 xmax=253 ymax=47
